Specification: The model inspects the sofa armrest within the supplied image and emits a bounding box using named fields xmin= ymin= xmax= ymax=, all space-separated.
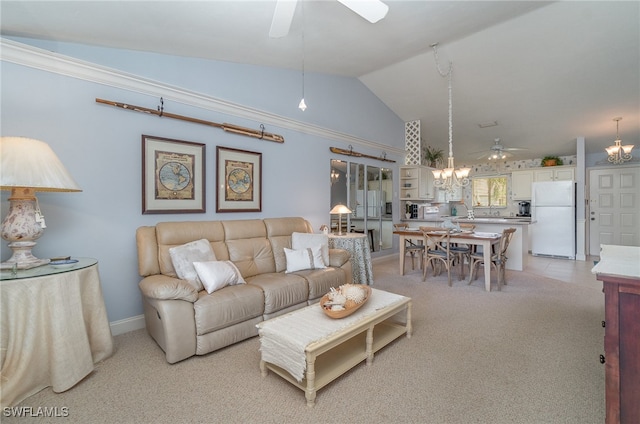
xmin=328 ymin=248 xmax=350 ymax=268
xmin=139 ymin=274 xmax=199 ymax=302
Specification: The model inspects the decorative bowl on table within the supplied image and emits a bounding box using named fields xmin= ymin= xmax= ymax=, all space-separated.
xmin=50 ymin=259 xmax=79 ymax=269
xmin=320 ymin=284 xmax=371 ymax=319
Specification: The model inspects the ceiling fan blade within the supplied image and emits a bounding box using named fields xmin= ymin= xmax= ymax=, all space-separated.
xmin=337 ymin=0 xmax=389 ymax=23
xmin=269 ymin=0 xmax=298 ymax=38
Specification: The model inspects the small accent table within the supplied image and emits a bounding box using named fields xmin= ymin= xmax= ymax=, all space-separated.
xmin=0 ymin=258 xmax=114 ymax=407
xmin=328 ymin=233 xmax=374 ymax=285
xmin=257 ymin=288 xmax=411 ymax=406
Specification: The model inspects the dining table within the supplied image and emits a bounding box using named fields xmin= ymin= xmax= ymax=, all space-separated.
xmin=393 ymin=228 xmax=502 ymax=292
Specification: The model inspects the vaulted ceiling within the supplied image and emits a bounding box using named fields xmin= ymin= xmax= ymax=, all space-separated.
xmin=2 ymin=1 xmax=638 ymax=163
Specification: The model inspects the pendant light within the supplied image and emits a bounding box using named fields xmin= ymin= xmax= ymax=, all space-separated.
xmin=430 ymin=43 xmax=470 ymax=193
xmin=605 ymin=117 xmax=633 ymax=164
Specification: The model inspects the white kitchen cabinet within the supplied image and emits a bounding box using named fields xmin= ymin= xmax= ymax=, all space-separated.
xmin=511 ymin=170 xmax=534 ymax=200
xmin=399 ymin=166 xmax=434 ymax=201
xmin=534 ymin=166 xmax=575 ymax=182
xmin=418 ymin=167 xmax=435 ymax=199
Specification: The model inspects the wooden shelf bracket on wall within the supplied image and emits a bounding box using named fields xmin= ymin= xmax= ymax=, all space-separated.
xmin=95 ymin=98 xmax=285 ymax=143
xmin=330 ymin=146 xmax=396 ymax=163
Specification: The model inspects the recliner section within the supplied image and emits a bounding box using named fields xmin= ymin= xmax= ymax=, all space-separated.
xmin=136 ymin=217 xmax=352 ymax=363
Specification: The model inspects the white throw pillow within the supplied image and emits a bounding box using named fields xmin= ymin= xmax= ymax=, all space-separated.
xmin=284 ymin=246 xmax=326 ymax=273
xmin=193 ymin=261 xmax=246 ymax=294
xmin=169 ymin=239 xmax=216 ymax=291
xmin=291 ymin=232 xmax=329 ymax=266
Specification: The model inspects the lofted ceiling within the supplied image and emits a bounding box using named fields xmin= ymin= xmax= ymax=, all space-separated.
xmin=1 ymin=1 xmax=638 ymax=164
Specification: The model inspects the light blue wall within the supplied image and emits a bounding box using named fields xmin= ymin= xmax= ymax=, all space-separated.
xmin=1 ymin=38 xmax=405 ymax=324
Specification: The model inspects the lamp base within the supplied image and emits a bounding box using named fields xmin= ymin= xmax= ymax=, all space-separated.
xmin=0 ymin=241 xmax=50 ymax=270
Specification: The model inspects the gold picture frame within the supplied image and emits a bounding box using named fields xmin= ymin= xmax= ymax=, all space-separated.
xmin=216 ymin=146 xmax=262 ymax=212
xmin=142 ymin=135 xmax=205 ymax=214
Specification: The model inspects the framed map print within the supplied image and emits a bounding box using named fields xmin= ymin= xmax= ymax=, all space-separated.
xmin=142 ymin=135 xmax=205 ymax=214
xmin=216 ymin=146 xmax=262 ymax=212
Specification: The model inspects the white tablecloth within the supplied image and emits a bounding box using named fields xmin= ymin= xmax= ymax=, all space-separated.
xmin=0 ymin=263 xmax=114 ymax=407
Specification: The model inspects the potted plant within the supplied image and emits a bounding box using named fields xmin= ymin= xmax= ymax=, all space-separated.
xmin=423 ymin=145 xmax=444 ymax=168
xmin=541 ymin=155 xmax=563 ymax=167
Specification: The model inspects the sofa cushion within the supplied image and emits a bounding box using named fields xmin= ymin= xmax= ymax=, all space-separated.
xmin=156 ymin=221 xmax=227 ymax=276
xmin=169 ymin=239 xmax=216 ymax=291
xmin=293 ymin=267 xmax=347 ymax=301
xmin=264 ymin=218 xmax=312 ymax=272
xmin=193 ymin=261 xmax=246 ymax=294
xmin=284 ymin=247 xmax=326 ymax=273
xmin=291 ymin=232 xmax=329 ymax=266
xmin=194 ymin=284 xmax=264 ymax=336
xmin=247 ymin=273 xmax=309 ymax=315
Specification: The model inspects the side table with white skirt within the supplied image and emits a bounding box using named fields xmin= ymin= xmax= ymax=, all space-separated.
xmin=328 ymin=233 xmax=374 ymax=286
xmin=0 ymin=258 xmax=114 ymax=407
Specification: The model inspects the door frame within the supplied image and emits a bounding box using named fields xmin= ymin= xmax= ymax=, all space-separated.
xmin=587 ymin=164 xmax=640 ymax=256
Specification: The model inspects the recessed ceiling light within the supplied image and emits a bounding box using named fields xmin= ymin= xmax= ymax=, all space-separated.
xmin=478 ymin=121 xmax=498 ymax=128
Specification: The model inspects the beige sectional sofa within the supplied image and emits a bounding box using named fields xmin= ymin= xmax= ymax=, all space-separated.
xmin=136 ymin=217 xmax=352 ymax=363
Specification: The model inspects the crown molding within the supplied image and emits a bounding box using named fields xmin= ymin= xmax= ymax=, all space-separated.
xmin=1 ymin=38 xmax=404 ymax=156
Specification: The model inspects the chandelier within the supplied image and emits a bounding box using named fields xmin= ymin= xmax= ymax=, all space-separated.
xmin=330 ymin=168 xmax=339 ymax=184
xmin=605 ymin=117 xmax=633 ymax=164
xmin=430 ymin=43 xmax=470 ymax=194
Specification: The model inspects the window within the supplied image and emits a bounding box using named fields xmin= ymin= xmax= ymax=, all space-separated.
xmin=472 ymin=176 xmax=507 ymax=207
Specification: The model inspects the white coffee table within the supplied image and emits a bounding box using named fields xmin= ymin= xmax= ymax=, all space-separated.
xmin=256 ymin=288 xmax=412 ymax=406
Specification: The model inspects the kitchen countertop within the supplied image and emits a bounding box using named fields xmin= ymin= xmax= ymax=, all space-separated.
xmin=402 ymin=217 xmax=532 ymax=225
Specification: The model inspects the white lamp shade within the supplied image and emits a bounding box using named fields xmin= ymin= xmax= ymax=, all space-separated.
xmin=605 ymin=145 xmax=620 ymax=155
xmin=1 ymin=137 xmax=81 ymax=192
xmin=456 ymin=167 xmax=471 ymax=178
xmin=330 ymin=204 xmax=352 ymax=214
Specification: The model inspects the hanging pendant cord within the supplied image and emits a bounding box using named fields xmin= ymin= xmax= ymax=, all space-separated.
xmin=432 ymin=44 xmax=454 ymax=159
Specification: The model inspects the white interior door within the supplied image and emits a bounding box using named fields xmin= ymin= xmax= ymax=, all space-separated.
xmin=588 ymin=166 xmax=640 ymax=255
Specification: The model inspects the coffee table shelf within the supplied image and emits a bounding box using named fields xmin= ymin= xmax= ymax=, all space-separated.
xmin=259 ymin=294 xmax=411 ymax=406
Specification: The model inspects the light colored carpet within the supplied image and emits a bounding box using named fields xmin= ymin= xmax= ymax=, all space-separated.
xmin=5 ymin=257 xmax=605 ymax=423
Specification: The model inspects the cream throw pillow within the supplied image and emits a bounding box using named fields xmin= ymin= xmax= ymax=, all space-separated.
xmin=291 ymin=232 xmax=329 ymax=266
xmin=168 ymin=239 xmax=216 ymax=291
xmin=193 ymin=261 xmax=246 ymax=294
xmin=284 ymin=246 xmax=326 ymax=273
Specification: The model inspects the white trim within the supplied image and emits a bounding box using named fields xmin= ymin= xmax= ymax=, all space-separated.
xmin=576 ymin=218 xmax=586 ymax=261
xmin=110 ymin=314 xmax=146 ymax=336
xmin=1 ymin=37 xmax=405 ymax=156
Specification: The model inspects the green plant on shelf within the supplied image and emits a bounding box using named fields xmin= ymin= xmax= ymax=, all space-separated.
xmin=541 ymin=155 xmax=563 ymax=166
xmin=423 ymin=145 xmax=444 ymax=168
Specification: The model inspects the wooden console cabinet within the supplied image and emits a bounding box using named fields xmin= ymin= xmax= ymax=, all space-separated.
xmin=593 ymin=245 xmax=640 ymax=424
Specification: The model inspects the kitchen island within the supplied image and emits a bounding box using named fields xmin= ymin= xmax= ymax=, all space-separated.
xmin=400 ymin=217 xmax=530 ymax=271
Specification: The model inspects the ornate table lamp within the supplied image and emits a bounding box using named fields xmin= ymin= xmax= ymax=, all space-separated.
xmin=330 ymin=204 xmax=352 ymax=236
xmin=1 ymin=137 xmax=82 ymax=269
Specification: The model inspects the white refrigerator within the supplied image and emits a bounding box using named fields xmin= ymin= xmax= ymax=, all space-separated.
xmin=531 ymin=180 xmax=576 ymax=259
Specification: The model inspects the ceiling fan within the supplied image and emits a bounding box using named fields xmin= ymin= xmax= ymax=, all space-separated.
xmin=475 ymin=138 xmax=529 ymax=160
xmin=270 ymin=0 xmax=389 ymax=38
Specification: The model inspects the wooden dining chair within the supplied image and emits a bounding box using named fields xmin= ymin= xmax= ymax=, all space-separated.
xmin=449 ymin=223 xmax=476 ymax=279
xmin=420 ymin=227 xmax=456 ymax=286
xmin=394 ymin=223 xmax=425 ymax=272
xmin=468 ymin=227 xmax=516 ymax=290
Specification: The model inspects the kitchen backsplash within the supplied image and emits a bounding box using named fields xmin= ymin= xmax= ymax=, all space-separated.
xmin=461 ymin=155 xmax=577 ymax=174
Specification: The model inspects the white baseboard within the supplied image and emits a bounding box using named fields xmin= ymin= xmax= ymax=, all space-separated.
xmin=576 ymin=218 xmax=586 ymax=261
xmin=110 ymin=314 xmax=146 ymax=336
xmin=372 ymin=253 xmax=397 ymax=263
